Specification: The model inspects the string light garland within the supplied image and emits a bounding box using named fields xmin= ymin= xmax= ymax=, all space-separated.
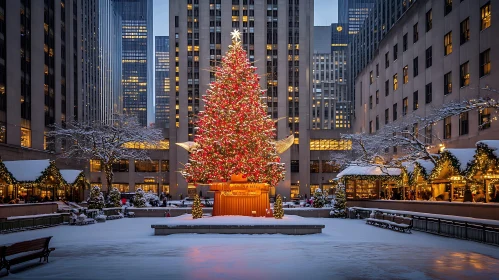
xmin=466 ymin=142 xmax=499 ymax=179
xmin=0 ymin=160 xmax=15 ymax=184
xmin=192 ymin=194 xmax=203 ymax=219
xmin=429 ymin=151 xmax=464 ymax=180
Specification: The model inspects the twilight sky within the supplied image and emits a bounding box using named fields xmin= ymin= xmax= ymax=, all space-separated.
xmin=153 ymin=0 xmax=338 ymax=37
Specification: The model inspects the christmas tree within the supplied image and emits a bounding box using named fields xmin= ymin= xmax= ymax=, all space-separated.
xmin=192 ymin=194 xmax=203 ymax=219
xmin=331 ymin=185 xmax=347 ymax=218
xmin=107 ymin=187 xmax=121 ymax=207
xmin=87 ymin=186 xmax=105 ymax=210
xmin=313 ymin=188 xmax=325 ymax=208
xmin=182 ymin=30 xmax=285 ymax=187
xmin=133 ymin=188 xmax=146 ymax=208
xmin=273 ymin=194 xmax=284 ymax=219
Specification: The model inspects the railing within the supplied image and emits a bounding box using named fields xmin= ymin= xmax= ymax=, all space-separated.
xmin=0 ymin=213 xmax=70 ymax=234
xmin=350 ymin=207 xmax=499 ymax=246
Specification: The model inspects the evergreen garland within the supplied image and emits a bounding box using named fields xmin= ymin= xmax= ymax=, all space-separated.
xmin=191 ymin=194 xmax=203 ymax=219
xmin=467 ymin=142 xmax=499 ymax=179
xmin=273 ymin=194 xmax=284 ymax=219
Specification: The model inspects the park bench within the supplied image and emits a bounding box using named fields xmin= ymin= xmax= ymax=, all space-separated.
xmin=366 ymin=212 xmax=413 ymax=233
xmin=0 ymin=236 xmax=55 ymax=275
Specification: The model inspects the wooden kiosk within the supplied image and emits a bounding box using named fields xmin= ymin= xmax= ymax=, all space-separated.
xmin=210 ymin=174 xmax=270 ymax=216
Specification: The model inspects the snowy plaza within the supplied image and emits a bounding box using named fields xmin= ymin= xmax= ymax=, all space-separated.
xmin=1 ymin=216 xmax=499 ymax=280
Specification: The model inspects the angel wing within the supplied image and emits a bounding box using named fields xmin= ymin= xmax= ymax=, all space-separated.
xmin=275 ymin=134 xmax=294 ymax=154
xmin=176 ymin=141 xmax=199 ymax=153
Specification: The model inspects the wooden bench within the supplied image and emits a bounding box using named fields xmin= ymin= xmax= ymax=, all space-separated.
xmin=0 ymin=236 xmax=55 ymax=275
xmin=366 ymin=212 xmax=413 ymax=233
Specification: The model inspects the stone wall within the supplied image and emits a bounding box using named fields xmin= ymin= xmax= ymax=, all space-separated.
xmin=0 ymin=203 xmax=58 ymax=219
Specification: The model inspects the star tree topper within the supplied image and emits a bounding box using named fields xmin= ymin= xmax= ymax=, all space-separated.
xmin=231 ymin=29 xmax=241 ymax=42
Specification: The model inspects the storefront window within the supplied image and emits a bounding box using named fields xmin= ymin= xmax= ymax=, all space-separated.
xmin=356 ymin=181 xmax=379 ymax=199
xmin=310 ymin=160 xmax=319 ymax=173
xmin=112 ymin=160 xmax=129 ymax=172
xmin=310 ymin=185 xmax=320 ymax=196
xmin=135 ymin=160 xmax=159 ymax=172
xmin=345 ymin=180 xmax=355 ymax=199
xmin=90 ymin=160 xmax=102 ymax=172
xmin=136 ymin=184 xmax=157 ymax=194
xmin=290 ymin=184 xmax=299 ymax=199
xmin=161 ymin=160 xmax=169 ymax=172
xmin=21 ymin=127 xmax=31 ymax=147
xmin=162 ymin=185 xmax=169 ymax=194
xmin=113 ymin=183 xmax=129 ymax=193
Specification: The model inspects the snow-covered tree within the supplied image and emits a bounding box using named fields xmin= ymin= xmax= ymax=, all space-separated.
xmin=143 ymin=191 xmax=160 ymax=207
xmin=87 ymin=186 xmax=105 ymax=210
xmin=107 ymin=187 xmax=121 ymax=207
xmin=48 ymin=114 xmax=163 ymax=193
xmin=133 ymin=188 xmax=147 ymax=208
xmin=312 ymin=188 xmax=326 ymax=208
xmin=331 ymin=184 xmax=347 ymax=218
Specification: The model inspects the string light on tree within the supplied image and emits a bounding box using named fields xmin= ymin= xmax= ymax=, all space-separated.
xmin=273 ymin=194 xmax=284 ymax=219
xmin=192 ymin=194 xmax=203 ymax=219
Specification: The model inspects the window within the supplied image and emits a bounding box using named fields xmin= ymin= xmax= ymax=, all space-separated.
xmin=375 ymin=91 xmax=379 ymax=105
xmin=413 ymin=91 xmax=419 ymax=110
xmin=444 ymin=117 xmax=452 ymax=139
xmin=479 ymin=108 xmax=491 ymax=130
xmin=161 ymin=160 xmax=170 ymax=172
xmin=385 ymin=80 xmax=389 ymax=96
xmin=369 ymin=95 xmax=373 ymax=109
xmin=370 ymin=71 xmax=373 ymax=84
xmin=385 ymin=109 xmax=389 ymax=124
xmin=21 ymin=128 xmax=31 ymax=148
xmin=459 ymin=112 xmax=469 ymax=135
xmin=425 ymin=125 xmax=433 ymax=144
xmin=376 ymin=116 xmax=379 ymax=130
xmin=444 ymin=0 xmax=452 ymax=16
xmin=444 ymin=32 xmax=452 ymax=55
xmin=403 ymin=34 xmax=408 ymax=51
xmin=425 ymin=83 xmax=432 ymax=104
xmin=403 ymin=66 xmax=409 ymax=84
xmin=322 ymin=161 xmax=340 ymax=173
xmin=481 ymin=2 xmax=491 ymax=30
xmin=310 ymin=160 xmax=319 ymax=173
xmin=460 ymin=18 xmax=470 ymax=44
xmin=413 ymin=23 xmax=419 ymax=43
xmin=175 ymin=16 xmax=179 ymax=27
xmin=90 ymin=160 xmax=102 ymax=172
xmin=369 ymin=121 xmax=374 ymax=134
xmin=393 ymin=103 xmax=398 ymax=121
xmin=413 ymin=57 xmax=419 ymax=77
xmin=426 ymin=9 xmax=433 ymax=32
xmin=393 ymin=74 xmax=398 ymax=91
xmin=376 ymin=64 xmax=379 ymax=77
xmin=460 ymin=61 xmax=470 ymax=87
xmin=112 ymin=160 xmax=129 ymax=172
xmin=135 ymin=160 xmax=159 ymax=172
xmin=291 ymin=160 xmax=299 ymax=172
xmin=403 ymin=97 xmax=408 ymax=116
xmin=393 ymin=44 xmax=398 ymax=61
xmin=444 ymin=71 xmax=452 ymax=95
xmin=480 ymin=49 xmax=491 ymax=77
xmin=385 ymin=52 xmax=389 ymax=68
xmin=425 ymin=46 xmax=432 ymax=68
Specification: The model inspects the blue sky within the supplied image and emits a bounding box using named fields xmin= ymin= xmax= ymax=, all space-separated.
xmin=153 ymin=0 xmax=338 ymax=37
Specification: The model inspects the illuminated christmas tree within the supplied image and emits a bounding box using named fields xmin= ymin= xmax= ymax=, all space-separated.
xmin=107 ymin=187 xmax=121 ymax=207
xmin=87 ymin=186 xmax=105 ymax=210
xmin=273 ymin=195 xmax=284 ymax=219
xmin=331 ymin=185 xmax=347 ymax=218
xmin=182 ymin=30 xmax=285 ymax=186
xmin=192 ymin=194 xmax=203 ymax=219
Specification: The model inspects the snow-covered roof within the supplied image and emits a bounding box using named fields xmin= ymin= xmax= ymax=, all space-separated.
xmin=445 ymin=149 xmax=476 ymax=172
xmin=337 ymin=165 xmax=401 ymax=178
xmin=477 ymin=140 xmax=499 ymax=158
xmin=415 ymin=159 xmax=435 ymax=175
xmin=401 ymin=162 xmax=415 ymax=174
xmin=60 ymin=170 xmax=84 ymax=184
xmin=3 ymin=159 xmax=52 ymax=182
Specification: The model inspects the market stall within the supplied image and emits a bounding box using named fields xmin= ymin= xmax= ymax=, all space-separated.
xmin=60 ymin=170 xmax=87 ymax=202
xmin=466 ymin=141 xmax=499 ymax=203
xmin=404 ymin=159 xmax=435 ymax=200
xmin=337 ymin=165 xmax=402 ymax=200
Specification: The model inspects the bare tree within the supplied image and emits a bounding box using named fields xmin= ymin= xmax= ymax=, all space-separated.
xmin=49 ymin=115 xmax=164 ymax=192
xmin=333 ymin=90 xmax=499 ymax=169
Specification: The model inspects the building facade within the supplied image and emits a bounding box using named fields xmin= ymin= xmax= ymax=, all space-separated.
xmin=338 ymin=0 xmax=376 ymax=36
xmin=155 ymin=36 xmax=170 ymax=129
xmin=169 ymin=0 xmax=315 ymax=199
xmin=0 ymin=0 xmax=82 ymax=160
xmin=99 ymin=0 xmax=123 ymax=123
xmin=354 ymin=0 xmax=498 ymax=151
xmin=113 ymin=0 xmax=154 ymax=126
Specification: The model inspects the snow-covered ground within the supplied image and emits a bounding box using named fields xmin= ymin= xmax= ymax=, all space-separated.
xmin=1 ymin=217 xmax=498 ymax=280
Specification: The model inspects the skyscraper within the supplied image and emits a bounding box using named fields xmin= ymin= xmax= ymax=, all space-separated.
xmin=99 ymin=0 xmax=123 ymax=122
xmin=155 ymin=36 xmax=169 ymax=129
xmin=338 ymin=0 xmax=376 ymax=35
xmin=113 ymin=0 xmax=154 ymax=126
xmin=169 ymin=0 xmax=313 ymax=198
xmin=0 ymin=0 xmax=82 ymax=159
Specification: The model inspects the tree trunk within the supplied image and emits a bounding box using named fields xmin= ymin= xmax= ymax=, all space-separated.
xmin=104 ymin=163 xmax=114 ymax=194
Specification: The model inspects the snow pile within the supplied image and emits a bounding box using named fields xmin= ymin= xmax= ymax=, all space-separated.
xmin=3 ymin=159 xmax=51 ymax=182
xmin=415 ymin=159 xmax=435 ymax=175
xmin=445 ymin=148 xmax=476 ymax=171
xmin=477 ymin=140 xmax=499 ymax=158
xmin=337 ymin=165 xmax=401 ymax=178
